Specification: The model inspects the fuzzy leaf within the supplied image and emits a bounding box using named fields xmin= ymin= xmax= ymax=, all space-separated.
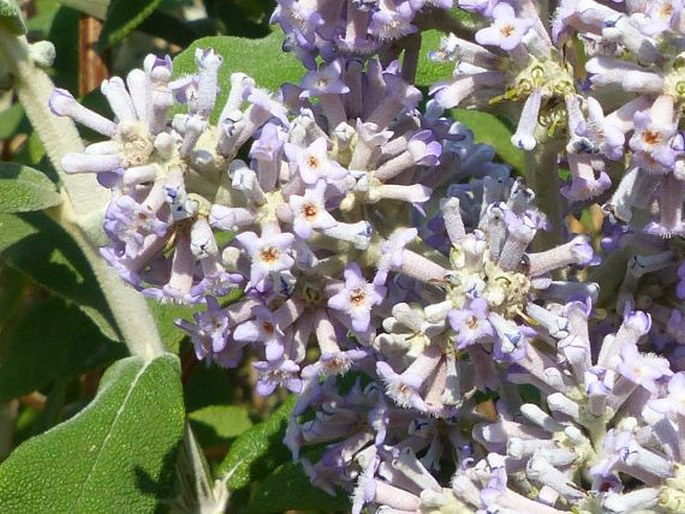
xmin=172 ymin=32 xmax=305 ymax=121
xmin=0 ymin=212 xmax=119 ymax=341
xmin=98 ymin=0 xmax=163 ymax=48
xmin=452 ymin=108 xmax=524 ymax=171
xmin=0 ymin=162 xmax=62 ymax=213
xmin=147 ymin=299 xmax=204 ymax=354
xmin=0 ymin=0 xmax=25 ymax=35
xmin=218 ymin=395 xmax=296 ymax=489
xmin=54 ymin=0 xmax=109 ymax=19
xmin=0 ymin=296 xmax=125 ymax=402
xmin=415 ymin=29 xmax=454 ymax=88
xmin=247 ymin=460 xmax=351 ymax=514
xmin=188 ymin=405 xmax=253 ymax=440
xmin=0 ymin=354 xmax=184 ymax=512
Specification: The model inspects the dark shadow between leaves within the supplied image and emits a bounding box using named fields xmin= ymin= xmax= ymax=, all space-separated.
xmin=134 ymin=440 xmax=183 ymax=514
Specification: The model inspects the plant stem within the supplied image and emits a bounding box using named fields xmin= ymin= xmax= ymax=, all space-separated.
xmin=0 ymin=27 xmax=164 ymax=361
xmin=526 ymin=134 xmax=564 ymax=252
xmin=51 ymin=201 xmax=166 ymax=361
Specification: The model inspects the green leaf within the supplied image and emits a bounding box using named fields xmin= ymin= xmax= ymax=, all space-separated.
xmin=0 ymin=296 xmax=125 ymax=402
xmin=0 ymin=103 xmax=26 ymax=140
xmin=0 ymin=162 xmax=62 ymax=213
xmin=452 ymin=108 xmax=524 ymax=172
xmin=98 ymin=0 xmax=164 ymax=49
xmin=147 ymin=299 xmax=198 ymax=354
xmin=0 ymin=263 xmax=29 ymax=331
xmin=0 ymin=0 xmax=26 ymax=35
xmin=172 ymin=32 xmax=305 ymax=121
xmin=248 ymin=461 xmax=351 ymax=514
xmin=188 ymin=405 xmax=253 ymax=440
xmin=415 ymin=29 xmax=454 ymax=88
xmin=218 ymin=395 xmax=296 ymax=489
xmin=54 ymin=0 xmax=109 ymax=19
xmin=0 ymin=212 xmax=120 ymax=341
xmin=203 ymin=0 xmax=271 ymax=38
xmin=0 ymin=354 xmax=185 ymax=512
xmin=49 ymin=6 xmax=81 ymax=93
xmin=184 ymin=361 xmax=238 ymax=411
xmin=137 ymin=9 xmax=200 ymax=47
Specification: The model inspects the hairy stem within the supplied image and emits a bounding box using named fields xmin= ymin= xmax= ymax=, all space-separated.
xmin=51 ymin=200 xmax=166 ymax=361
xmin=0 ymin=27 xmax=163 ymax=361
xmin=170 ymin=425 xmax=231 ymax=513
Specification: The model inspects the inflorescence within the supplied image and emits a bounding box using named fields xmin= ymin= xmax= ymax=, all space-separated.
xmin=50 ymin=0 xmax=685 ymax=512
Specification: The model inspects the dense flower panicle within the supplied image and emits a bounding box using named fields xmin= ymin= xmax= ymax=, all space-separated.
xmin=49 ymin=0 xmax=685 ymax=511
xmin=271 ymin=0 xmax=452 ymax=66
xmin=430 ymin=0 xmax=685 ymax=241
xmin=50 ymin=47 xmax=508 ymax=390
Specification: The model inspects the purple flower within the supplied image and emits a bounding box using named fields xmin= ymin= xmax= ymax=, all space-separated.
xmin=193 ymin=297 xmax=230 ymax=353
xmin=458 ymin=0 xmax=499 ymax=17
xmin=629 ymin=99 xmax=678 ymax=174
xmin=617 ymin=343 xmax=672 ymax=393
xmin=407 ymin=130 xmax=442 ymax=166
xmin=677 ymin=262 xmax=685 ymax=299
xmin=233 ymin=306 xmax=286 ymax=361
xmin=301 ymin=349 xmax=368 ymax=379
xmin=328 ymin=263 xmax=386 ymax=332
xmin=374 ymin=227 xmax=417 ymax=284
xmin=375 ymin=361 xmax=427 ymax=410
xmin=284 ymin=137 xmax=348 ymax=185
xmin=300 ymin=60 xmax=350 ymax=97
xmin=368 ymin=0 xmax=417 ymax=42
xmin=475 ymin=3 xmax=534 ymax=52
xmin=49 ymin=88 xmax=117 ymax=137
xmin=651 ymin=372 xmax=685 ymax=417
xmin=289 ymin=180 xmax=338 ymax=239
xmin=236 ymin=231 xmax=296 ymax=290
xmin=448 ymin=298 xmax=495 ymax=349
xmin=575 ymin=97 xmax=625 ymax=161
xmin=253 ymin=358 xmax=303 ymax=395
xmin=250 ymin=123 xmax=286 ymax=162
xmin=562 ymin=154 xmax=611 ymax=201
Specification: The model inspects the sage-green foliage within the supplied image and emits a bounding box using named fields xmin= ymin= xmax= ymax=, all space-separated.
xmin=248 ymin=460 xmax=351 ymax=513
xmin=98 ymin=0 xmax=164 ymax=48
xmin=188 ymin=405 xmax=254 ymax=440
xmin=0 ymin=211 xmax=119 ymax=340
xmin=172 ymin=32 xmax=306 ymax=121
xmin=0 ymin=0 xmax=25 ymax=35
xmin=0 ymin=296 xmax=125 ymax=402
xmin=0 ymin=354 xmax=185 ymax=513
xmin=218 ymin=395 xmax=349 ymax=512
xmin=452 ymin=109 xmax=524 ymax=172
xmin=0 ymin=162 xmax=62 ymax=213
xmin=219 ymin=395 xmax=296 ymax=489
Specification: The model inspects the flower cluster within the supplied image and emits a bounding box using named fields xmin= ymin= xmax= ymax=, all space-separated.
xmin=431 ymin=0 xmax=685 ymax=238
xmin=271 ymin=0 xmax=452 ymax=67
xmin=49 ymin=0 xmax=685 ymax=511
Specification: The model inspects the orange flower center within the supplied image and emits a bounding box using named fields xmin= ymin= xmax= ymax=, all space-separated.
xmin=307 ymin=155 xmax=321 ymax=169
xmin=500 ymin=24 xmax=516 ymax=37
xmin=642 ymin=130 xmax=662 ymax=146
xmin=350 ymin=287 xmax=366 ymax=306
xmin=259 ymin=246 xmax=280 ymax=263
xmin=303 ymin=202 xmax=318 ymax=219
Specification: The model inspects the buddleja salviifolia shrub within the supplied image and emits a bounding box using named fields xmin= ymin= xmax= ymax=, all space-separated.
xmin=3 ymin=0 xmax=685 ymax=511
